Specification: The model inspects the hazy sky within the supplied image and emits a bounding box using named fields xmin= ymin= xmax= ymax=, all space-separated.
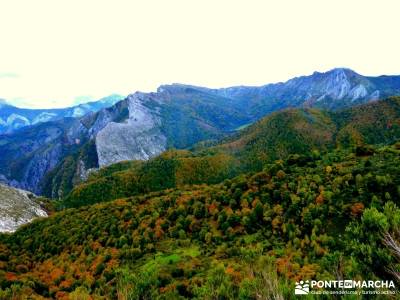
xmin=1 ymin=0 xmax=400 ymax=108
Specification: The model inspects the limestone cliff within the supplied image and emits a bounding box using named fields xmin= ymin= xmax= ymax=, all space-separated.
xmin=96 ymin=93 xmax=167 ymax=167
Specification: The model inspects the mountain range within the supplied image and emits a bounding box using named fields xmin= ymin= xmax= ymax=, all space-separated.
xmin=1 ymin=97 xmax=400 ymax=298
xmin=60 ymin=96 xmax=400 ymax=209
xmin=1 ymin=68 xmax=400 ymax=298
xmin=0 ymin=94 xmax=122 ymax=133
xmin=1 ymin=68 xmax=400 ymax=197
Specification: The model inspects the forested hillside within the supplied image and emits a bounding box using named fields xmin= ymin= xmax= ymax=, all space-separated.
xmin=60 ymin=97 xmax=400 ymax=209
xmin=0 ymin=97 xmax=400 ymax=299
xmin=219 ymin=96 xmax=400 ymax=170
xmin=0 ymin=143 xmax=400 ymax=298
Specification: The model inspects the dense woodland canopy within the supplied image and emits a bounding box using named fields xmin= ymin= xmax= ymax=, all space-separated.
xmin=0 ymin=98 xmax=400 ymax=299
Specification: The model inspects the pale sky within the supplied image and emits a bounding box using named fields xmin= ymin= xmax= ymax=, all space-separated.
xmin=0 ymin=0 xmax=400 ymax=108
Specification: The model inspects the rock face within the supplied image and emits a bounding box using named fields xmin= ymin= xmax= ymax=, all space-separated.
xmin=96 ymin=93 xmax=167 ymax=166
xmin=0 ymin=118 xmax=89 ymax=194
xmin=0 ymin=184 xmax=47 ymax=232
xmin=21 ymin=143 xmax=63 ymax=191
xmin=1 ymin=68 xmax=400 ymax=196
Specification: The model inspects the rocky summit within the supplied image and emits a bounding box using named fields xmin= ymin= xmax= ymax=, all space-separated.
xmin=96 ymin=93 xmax=167 ymax=166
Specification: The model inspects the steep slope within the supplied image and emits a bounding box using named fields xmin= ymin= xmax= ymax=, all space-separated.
xmin=333 ymin=96 xmax=400 ymax=146
xmin=0 ymin=184 xmax=47 ymax=232
xmin=0 ymin=118 xmax=91 ymax=194
xmin=0 ymin=94 xmax=122 ymax=133
xmin=1 ymin=145 xmax=399 ymax=298
xmin=95 ymin=93 xmax=168 ymax=166
xmin=218 ymin=109 xmax=337 ymax=171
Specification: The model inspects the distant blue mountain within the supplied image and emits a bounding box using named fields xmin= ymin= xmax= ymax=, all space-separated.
xmin=196 ymin=68 xmax=400 ymax=118
xmin=0 ymin=94 xmax=123 ymax=133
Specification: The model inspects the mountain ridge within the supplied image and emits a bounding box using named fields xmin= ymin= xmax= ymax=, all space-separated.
xmin=1 ymin=68 xmax=400 ymax=195
xmin=59 ymin=96 xmax=400 ymax=209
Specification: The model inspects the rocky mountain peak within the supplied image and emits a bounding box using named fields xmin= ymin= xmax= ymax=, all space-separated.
xmin=95 ymin=93 xmax=167 ymax=167
xmin=326 ymin=67 xmax=357 ymax=75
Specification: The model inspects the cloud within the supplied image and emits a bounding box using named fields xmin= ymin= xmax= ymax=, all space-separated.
xmin=0 ymin=73 xmax=19 ymax=79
